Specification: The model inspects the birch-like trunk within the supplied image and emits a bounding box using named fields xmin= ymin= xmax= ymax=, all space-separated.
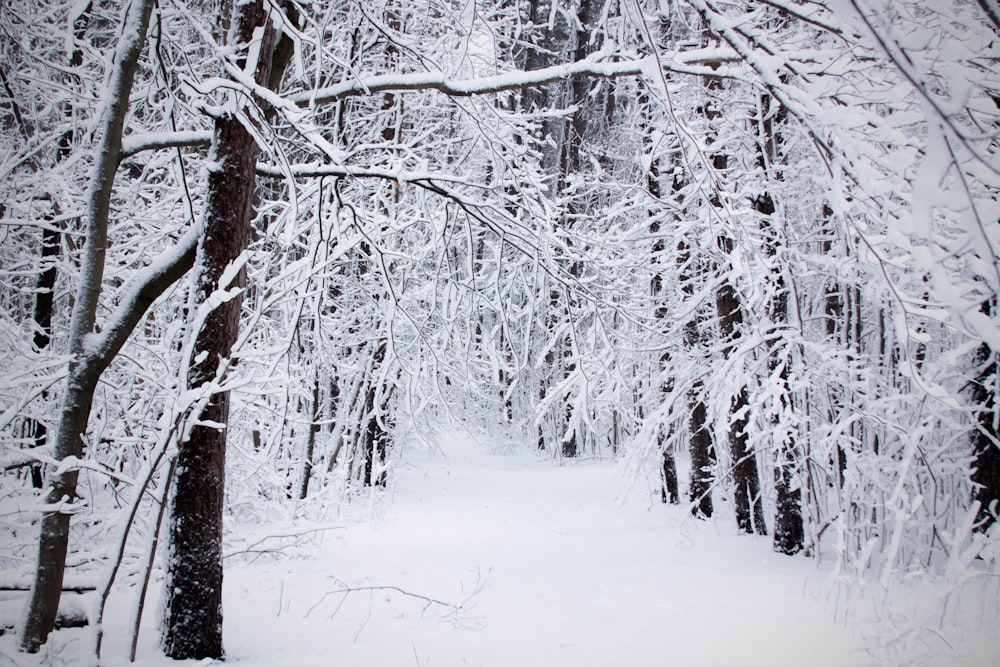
xmin=19 ymin=0 xmax=156 ymax=652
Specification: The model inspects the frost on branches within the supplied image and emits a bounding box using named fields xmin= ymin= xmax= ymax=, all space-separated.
xmin=0 ymin=0 xmax=997 ymax=662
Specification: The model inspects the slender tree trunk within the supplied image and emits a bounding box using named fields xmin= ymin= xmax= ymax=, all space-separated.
xmin=755 ymin=87 xmax=803 ymax=552
xmin=971 ymin=299 xmax=1000 ymax=531
xmin=647 ymin=140 xmax=679 ymax=504
xmin=715 ymin=268 xmax=767 ymax=535
xmin=688 ymin=389 xmax=715 ymax=518
xmin=22 ymin=4 xmax=92 ymax=492
xmin=160 ymin=0 xmax=285 ymax=658
xmin=298 ymin=370 xmax=321 ymax=500
xmin=18 ymin=0 xmax=155 ymax=652
xmin=662 ymin=443 xmax=680 ymax=505
xmin=24 ymin=223 xmax=60 ymax=490
xmin=361 ymin=339 xmax=389 ymax=488
xmin=820 ymin=206 xmax=850 ymax=485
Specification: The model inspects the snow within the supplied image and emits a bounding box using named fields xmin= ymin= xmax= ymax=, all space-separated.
xmin=3 ymin=428 xmax=998 ymax=666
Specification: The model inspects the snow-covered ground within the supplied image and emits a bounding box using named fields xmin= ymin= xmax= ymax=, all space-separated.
xmin=5 ymin=428 xmax=999 ymax=666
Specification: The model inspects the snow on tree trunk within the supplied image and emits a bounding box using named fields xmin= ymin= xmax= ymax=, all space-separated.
xmin=160 ymin=0 xmax=283 ymax=658
xmin=688 ymin=389 xmax=715 ymax=519
xmin=18 ymin=0 xmax=154 ymax=652
xmin=753 ymin=88 xmax=803 ymax=552
xmin=160 ymin=102 xmax=252 ymax=665
xmin=715 ymin=263 xmax=767 ymax=536
xmin=971 ymin=305 xmax=1000 ymax=531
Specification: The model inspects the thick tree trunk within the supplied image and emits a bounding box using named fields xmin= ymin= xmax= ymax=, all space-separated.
xmin=160 ymin=0 xmax=283 ymax=658
xmin=161 ymin=108 xmax=256 ymax=663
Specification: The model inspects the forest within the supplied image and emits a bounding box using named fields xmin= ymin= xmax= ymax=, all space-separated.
xmin=0 ymin=0 xmax=998 ymax=663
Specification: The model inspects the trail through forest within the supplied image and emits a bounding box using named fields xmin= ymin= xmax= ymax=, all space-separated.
xmin=122 ymin=430 xmax=885 ymax=666
xmin=7 ymin=428 xmax=998 ymax=666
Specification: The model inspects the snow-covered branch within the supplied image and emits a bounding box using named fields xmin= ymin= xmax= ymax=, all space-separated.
xmin=119 ymin=130 xmax=213 ymax=160
xmin=291 ymin=47 xmax=743 ymax=108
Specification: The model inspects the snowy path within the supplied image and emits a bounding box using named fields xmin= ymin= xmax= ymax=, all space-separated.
xmin=209 ymin=431 xmax=872 ymax=667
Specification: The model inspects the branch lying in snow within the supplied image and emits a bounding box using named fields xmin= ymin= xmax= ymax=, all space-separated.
xmin=223 ymin=526 xmax=347 ymax=562
xmin=0 ymin=585 xmax=95 ymax=593
xmin=309 ymin=585 xmax=457 ymax=614
xmin=305 ymin=569 xmax=491 ymax=633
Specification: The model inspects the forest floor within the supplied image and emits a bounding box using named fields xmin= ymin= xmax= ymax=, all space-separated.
xmin=4 ymin=427 xmax=999 ymax=666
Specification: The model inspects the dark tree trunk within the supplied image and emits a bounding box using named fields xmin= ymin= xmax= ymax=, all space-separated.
xmin=161 ymin=113 xmax=255 ymax=664
xmin=662 ymin=445 xmax=679 ymax=505
xmin=821 ymin=210 xmax=850 ymax=485
xmin=648 ymin=149 xmax=678 ymax=504
xmin=361 ymin=340 xmax=389 ymax=488
xmin=773 ymin=443 xmax=804 ymax=553
xmin=688 ymin=389 xmax=714 ymax=518
xmin=713 ymin=237 xmax=767 ymax=535
xmin=161 ymin=0 xmax=284 ymax=658
xmin=971 ymin=301 xmax=1000 ymax=531
xmin=298 ymin=372 xmax=322 ymax=500
xmin=678 ymin=235 xmax=716 ymax=519
xmin=769 ymin=265 xmax=804 ymax=553
xmin=754 ymin=87 xmax=803 ymax=552
xmin=24 ymin=224 xmax=61 ymax=489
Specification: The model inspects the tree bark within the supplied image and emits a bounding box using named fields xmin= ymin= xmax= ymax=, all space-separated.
xmin=754 ymin=88 xmax=804 ymax=553
xmin=715 ymin=263 xmax=768 ymax=535
xmin=678 ymin=236 xmax=716 ymax=518
xmin=688 ymin=390 xmax=715 ymax=518
xmin=160 ymin=0 xmax=284 ymax=658
xmin=971 ymin=299 xmax=1000 ymax=531
xmin=647 ymin=141 xmax=679 ymax=504
xmin=298 ymin=371 xmax=321 ymax=500
xmin=18 ymin=0 xmax=156 ymax=652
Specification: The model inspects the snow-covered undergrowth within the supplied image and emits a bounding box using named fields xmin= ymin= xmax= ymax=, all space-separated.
xmin=2 ymin=427 xmax=998 ymax=666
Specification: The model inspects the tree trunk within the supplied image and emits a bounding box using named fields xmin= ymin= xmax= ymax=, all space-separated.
xmin=662 ymin=445 xmax=680 ymax=505
xmin=19 ymin=0 xmax=155 ymax=652
xmin=688 ymin=388 xmax=715 ymax=518
xmin=22 ymin=3 xmax=92 ymax=494
xmin=160 ymin=0 xmax=284 ymax=658
xmin=715 ymin=267 xmax=768 ymax=535
xmin=298 ymin=371 xmax=322 ymax=500
xmin=678 ymin=236 xmax=716 ymax=518
xmin=647 ymin=144 xmax=679 ymax=504
xmin=361 ymin=339 xmax=389 ymax=488
xmin=971 ymin=300 xmax=1000 ymax=531
xmin=754 ymin=88 xmax=804 ymax=553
